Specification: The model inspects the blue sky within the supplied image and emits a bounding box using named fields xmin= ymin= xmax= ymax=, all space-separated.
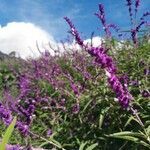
xmin=0 ymin=0 xmax=149 ymax=41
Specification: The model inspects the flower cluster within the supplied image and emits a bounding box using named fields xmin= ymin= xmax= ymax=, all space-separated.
xmin=95 ymin=4 xmax=109 ymax=36
xmin=125 ymin=0 xmax=150 ymax=44
xmin=64 ymin=17 xmax=84 ymax=46
xmin=141 ymin=90 xmax=150 ymax=98
xmin=135 ymin=0 xmax=140 ymax=13
xmin=65 ymin=15 xmax=132 ymax=108
xmin=89 ymin=46 xmax=132 ymax=107
xmin=140 ymin=12 xmax=150 ymax=20
xmin=107 ymin=72 xmax=132 ymax=107
xmin=0 ymin=3 xmax=148 ymax=146
xmin=126 ymin=0 xmax=133 ymax=21
xmin=0 ymin=102 xmax=12 ymax=125
xmin=6 ymin=144 xmax=21 ymax=150
xmin=95 ymin=4 xmax=119 ymax=37
xmin=0 ymin=99 xmax=29 ymax=135
xmin=0 ymin=48 xmax=95 ymax=135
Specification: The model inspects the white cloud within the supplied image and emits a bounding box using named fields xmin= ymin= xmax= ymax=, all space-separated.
xmin=0 ymin=22 xmax=56 ymax=59
xmin=57 ymin=36 xmax=103 ymax=52
xmin=84 ymin=36 xmax=103 ymax=47
xmin=0 ymin=22 xmax=104 ymax=59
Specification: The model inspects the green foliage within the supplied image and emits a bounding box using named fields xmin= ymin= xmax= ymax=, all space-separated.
xmin=0 ymin=38 xmax=150 ymax=149
xmin=0 ymin=117 xmax=17 ymax=150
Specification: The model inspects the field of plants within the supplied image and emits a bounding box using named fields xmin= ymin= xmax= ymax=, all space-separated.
xmin=0 ymin=0 xmax=150 ymax=150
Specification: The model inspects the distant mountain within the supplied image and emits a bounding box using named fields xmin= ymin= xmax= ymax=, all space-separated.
xmin=0 ymin=51 xmax=9 ymax=59
xmin=0 ymin=51 xmax=18 ymax=60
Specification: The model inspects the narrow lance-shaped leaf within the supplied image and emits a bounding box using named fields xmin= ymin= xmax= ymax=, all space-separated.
xmin=0 ymin=117 xmax=17 ymax=150
xmin=79 ymin=142 xmax=88 ymax=150
xmin=86 ymin=143 xmax=98 ymax=150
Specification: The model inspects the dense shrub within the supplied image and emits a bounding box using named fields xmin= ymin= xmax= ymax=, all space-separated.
xmin=0 ymin=0 xmax=150 ymax=149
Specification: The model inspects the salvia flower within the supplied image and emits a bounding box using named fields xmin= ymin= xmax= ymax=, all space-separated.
xmin=59 ymin=98 xmax=66 ymax=107
xmin=135 ymin=0 xmax=140 ymax=13
xmin=64 ymin=17 xmax=84 ymax=46
xmin=125 ymin=1 xmax=149 ymax=45
xmin=71 ymin=83 xmax=79 ymax=95
xmin=136 ymin=21 xmax=145 ymax=32
xmin=139 ymin=60 xmax=145 ymax=66
xmin=144 ymin=68 xmax=150 ymax=76
xmin=107 ymin=72 xmax=132 ymax=107
xmin=95 ymin=4 xmax=110 ymax=37
xmin=120 ymin=74 xmax=130 ymax=86
xmin=0 ymin=102 xmax=12 ymax=126
xmin=126 ymin=0 xmax=133 ymax=21
xmin=16 ymin=121 xmax=29 ymax=135
xmin=88 ymin=47 xmax=117 ymax=74
xmin=65 ymin=17 xmax=132 ymax=108
xmin=72 ymin=103 xmax=80 ymax=114
xmin=141 ymin=90 xmax=150 ymax=97
xmin=131 ymin=29 xmax=137 ymax=44
xmin=130 ymin=20 xmax=146 ymax=45
xmin=107 ymin=24 xmax=120 ymax=33
xmin=6 ymin=145 xmax=21 ymax=150
xmin=47 ymin=129 xmax=53 ymax=137
xmin=130 ymin=80 xmax=139 ymax=86
xmin=19 ymin=75 xmax=31 ymax=97
xmin=140 ymin=12 xmax=150 ymax=20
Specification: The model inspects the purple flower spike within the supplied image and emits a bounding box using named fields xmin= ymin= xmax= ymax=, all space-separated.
xmin=72 ymin=103 xmax=80 ymax=114
xmin=59 ymin=98 xmax=66 ymax=106
xmin=130 ymin=80 xmax=139 ymax=86
xmin=130 ymin=20 xmax=145 ymax=45
xmin=95 ymin=4 xmax=111 ymax=37
xmin=64 ymin=17 xmax=84 ymax=47
xmin=141 ymin=12 xmax=150 ymax=20
xmin=141 ymin=90 xmax=150 ymax=97
xmin=0 ymin=103 xmax=12 ymax=126
xmin=19 ymin=75 xmax=31 ymax=97
xmin=65 ymin=12 xmax=132 ymax=108
xmin=135 ymin=0 xmax=140 ymax=13
xmin=47 ymin=129 xmax=53 ymax=137
xmin=71 ymin=83 xmax=79 ymax=95
xmin=126 ymin=0 xmax=133 ymax=21
xmin=131 ymin=29 xmax=137 ymax=44
xmin=107 ymin=72 xmax=132 ymax=108
xmin=16 ymin=121 xmax=29 ymax=135
xmin=6 ymin=145 xmax=21 ymax=150
xmin=144 ymin=68 xmax=150 ymax=75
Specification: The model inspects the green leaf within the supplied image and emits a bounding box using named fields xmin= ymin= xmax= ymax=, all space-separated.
xmin=49 ymin=137 xmax=62 ymax=148
xmin=124 ymin=116 xmax=134 ymax=127
xmin=39 ymin=141 xmax=49 ymax=148
xmin=86 ymin=143 xmax=98 ymax=150
xmin=107 ymin=131 xmax=150 ymax=149
xmin=79 ymin=142 xmax=87 ymax=150
xmin=81 ymin=98 xmax=93 ymax=113
xmin=108 ymin=131 xmax=147 ymax=140
xmin=0 ymin=117 xmax=17 ymax=150
xmin=108 ymin=135 xmax=150 ymax=149
xmin=99 ymin=114 xmax=104 ymax=129
xmin=146 ymin=125 xmax=150 ymax=135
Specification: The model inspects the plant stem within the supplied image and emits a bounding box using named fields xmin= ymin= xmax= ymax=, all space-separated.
xmin=130 ymin=106 xmax=144 ymax=127
xmin=29 ymin=131 xmax=66 ymax=150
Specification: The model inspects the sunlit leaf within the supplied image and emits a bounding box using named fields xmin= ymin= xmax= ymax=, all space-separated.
xmin=86 ymin=143 xmax=98 ymax=150
xmin=0 ymin=117 xmax=17 ymax=150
